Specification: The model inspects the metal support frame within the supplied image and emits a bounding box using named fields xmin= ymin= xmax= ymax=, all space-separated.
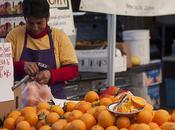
xmin=107 ymin=14 xmax=116 ymax=86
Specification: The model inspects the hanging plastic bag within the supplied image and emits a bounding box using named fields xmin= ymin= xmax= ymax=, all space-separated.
xmin=21 ymin=81 xmax=53 ymax=107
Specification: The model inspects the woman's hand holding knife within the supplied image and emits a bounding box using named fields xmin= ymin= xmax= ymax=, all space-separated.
xmin=24 ymin=61 xmax=51 ymax=84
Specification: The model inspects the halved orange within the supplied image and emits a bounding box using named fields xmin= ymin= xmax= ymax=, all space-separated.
xmin=131 ymin=96 xmax=146 ymax=108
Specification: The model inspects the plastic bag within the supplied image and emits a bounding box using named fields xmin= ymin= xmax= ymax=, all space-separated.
xmin=21 ymin=81 xmax=53 ymax=107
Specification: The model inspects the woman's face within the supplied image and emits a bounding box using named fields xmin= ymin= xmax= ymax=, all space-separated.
xmin=25 ymin=16 xmax=49 ymax=35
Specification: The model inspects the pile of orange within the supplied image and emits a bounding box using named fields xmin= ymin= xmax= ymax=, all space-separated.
xmin=0 ymin=90 xmax=175 ymax=130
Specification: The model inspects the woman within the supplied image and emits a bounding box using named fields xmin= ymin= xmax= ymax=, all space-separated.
xmin=5 ymin=0 xmax=78 ymax=99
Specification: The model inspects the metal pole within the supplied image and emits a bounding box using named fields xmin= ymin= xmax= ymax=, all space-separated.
xmin=107 ymin=14 xmax=116 ymax=86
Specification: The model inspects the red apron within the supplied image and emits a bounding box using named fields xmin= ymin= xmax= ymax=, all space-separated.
xmin=20 ymin=26 xmax=66 ymax=99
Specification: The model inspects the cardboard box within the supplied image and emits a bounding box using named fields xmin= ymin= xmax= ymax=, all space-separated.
xmin=131 ymin=68 xmax=162 ymax=87
xmin=0 ymin=85 xmax=22 ymax=119
xmin=76 ymin=49 xmax=127 ymax=73
xmin=0 ymin=100 xmax=15 ymax=119
xmin=117 ymin=43 xmax=132 ymax=68
xmin=148 ymin=85 xmax=160 ymax=109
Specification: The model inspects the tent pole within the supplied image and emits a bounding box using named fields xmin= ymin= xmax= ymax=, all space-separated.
xmin=107 ymin=14 xmax=116 ymax=86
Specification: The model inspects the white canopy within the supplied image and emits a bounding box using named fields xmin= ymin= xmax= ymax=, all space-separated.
xmin=80 ymin=0 xmax=173 ymax=86
xmin=80 ymin=0 xmax=175 ymax=16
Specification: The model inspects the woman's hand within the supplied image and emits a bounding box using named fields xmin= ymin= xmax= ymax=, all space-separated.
xmin=35 ymin=70 xmax=51 ymax=84
xmin=24 ymin=61 xmax=39 ymax=76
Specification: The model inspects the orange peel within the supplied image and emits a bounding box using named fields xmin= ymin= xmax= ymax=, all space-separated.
xmin=131 ymin=96 xmax=146 ymax=108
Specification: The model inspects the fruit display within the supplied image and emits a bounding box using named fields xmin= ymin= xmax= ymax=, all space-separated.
xmin=108 ymin=94 xmax=146 ymax=115
xmin=0 ymin=88 xmax=175 ymax=130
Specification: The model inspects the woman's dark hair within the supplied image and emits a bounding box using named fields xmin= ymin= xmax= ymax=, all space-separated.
xmin=22 ymin=0 xmax=50 ymax=18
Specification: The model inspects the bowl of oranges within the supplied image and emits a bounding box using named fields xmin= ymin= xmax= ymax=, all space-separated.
xmin=107 ymin=95 xmax=146 ymax=116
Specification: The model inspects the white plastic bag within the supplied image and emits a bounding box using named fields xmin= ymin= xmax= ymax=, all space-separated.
xmin=22 ymin=81 xmax=52 ymax=107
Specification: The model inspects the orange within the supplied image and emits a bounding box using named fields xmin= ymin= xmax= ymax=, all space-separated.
xmin=15 ymin=116 xmax=24 ymax=125
xmin=109 ymin=96 xmax=115 ymax=102
xmin=8 ymin=110 xmax=21 ymax=120
xmin=21 ymin=106 xmax=36 ymax=116
xmin=153 ymin=109 xmax=170 ymax=125
xmin=148 ymin=122 xmax=159 ymax=130
xmin=99 ymin=97 xmax=113 ymax=106
xmin=68 ymin=119 xmax=86 ymax=130
xmin=98 ymin=110 xmax=116 ymax=128
xmin=46 ymin=112 xmax=59 ymax=125
xmin=116 ymin=116 xmax=130 ymax=129
xmin=51 ymin=119 xmax=67 ymax=130
xmin=160 ymin=122 xmax=175 ymax=130
xmin=3 ymin=117 xmax=15 ymax=130
xmin=36 ymin=120 xmax=46 ymax=129
xmin=136 ymin=110 xmax=153 ymax=124
xmin=84 ymin=91 xmax=99 ymax=103
xmin=128 ymin=123 xmax=138 ymax=130
xmin=38 ymin=109 xmax=50 ymax=116
xmin=64 ymin=101 xmax=76 ymax=112
xmin=143 ymin=103 xmax=153 ymax=112
xmin=64 ymin=122 xmax=71 ymax=130
xmin=67 ymin=110 xmax=83 ymax=122
xmin=135 ymin=123 xmax=150 ymax=130
xmin=80 ymin=113 xmax=96 ymax=130
xmin=94 ymin=106 xmax=106 ymax=119
xmin=171 ymin=114 xmax=175 ymax=122
xmin=37 ymin=102 xmax=50 ymax=110
xmin=91 ymin=100 xmax=100 ymax=107
xmin=50 ymin=105 xmax=64 ymax=115
xmin=87 ymin=107 xmax=96 ymax=116
xmin=39 ymin=125 xmax=51 ymax=130
xmin=152 ymin=128 xmax=161 ymax=130
xmin=131 ymin=96 xmax=146 ymax=108
xmin=24 ymin=112 xmax=38 ymax=126
xmin=120 ymin=128 xmax=128 ymax=130
xmin=64 ymin=112 xmax=71 ymax=119
xmin=91 ymin=125 xmax=104 ymax=130
xmin=106 ymin=126 xmax=119 ymax=130
xmin=75 ymin=101 xmax=92 ymax=113
xmin=16 ymin=121 xmax=31 ymax=130
xmin=30 ymin=126 xmax=36 ymax=130
xmin=0 ymin=128 xmax=9 ymax=130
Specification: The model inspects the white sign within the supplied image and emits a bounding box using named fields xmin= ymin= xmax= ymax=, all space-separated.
xmin=0 ymin=43 xmax=14 ymax=102
xmin=48 ymin=0 xmax=75 ymax=35
xmin=49 ymin=8 xmax=75 ymax=35
xmin=47 ymin=0 xmax=69 ymax=9
xmin=80 ymin=0 xmax=175 ymax=16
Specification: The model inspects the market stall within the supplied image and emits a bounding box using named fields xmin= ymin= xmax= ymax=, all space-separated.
xmin=79 ymin=0 xmax=175 ymax=86
xmin=1 ymin=0 xmax=175 ymax=130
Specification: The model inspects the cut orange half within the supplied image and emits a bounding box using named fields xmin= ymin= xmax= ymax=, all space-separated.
xmin=131 ymin=96 xmax=146 ymax=108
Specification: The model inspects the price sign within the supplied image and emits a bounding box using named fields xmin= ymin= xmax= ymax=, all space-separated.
xmin=48 ymin=0 xmax=75 ymax=35
xmin=0 ymin=43 xmax=14 ymax=102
